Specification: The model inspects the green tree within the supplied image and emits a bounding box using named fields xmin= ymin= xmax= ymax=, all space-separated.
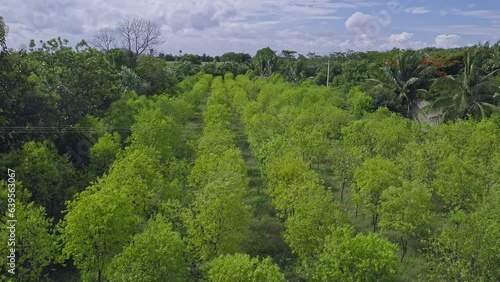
xmin=0 ymin=201 xmax=59 ymax=281
xmin=88 ymin=132 xmax=122 ymax=179
xmin=380 ymin=181 xmax=432 ymax=261
xmin=207 ymin=253 xmax=285 ymax=282
xmin=370 ymin=51 xmax=433 ymax=119
xmin=284 ymin=190 xmax=346 ymax=272
xmin=347 ymin=87 xmax=374 ymax=117
xmin=312 ymin=226 xmax=399 ymax=282
xmin=106 ymin=215 xmax=188 ymax=282
xmin=426 ymin=49 xmax=500 ymax=121
xmin=266 ymin=153 xmax=322 ymax=218
xmin=432 ymin=153 xmax=486 ymax=211
xmin=28 ymin=38 xmax=119 ymax=126
xmin=62 ymin=186 xmax=141 ymax=282
xmin=18 ymin=140 xmax=76 ymax=218
xmin=329 ymin=144 xmax=365 ymax=201
xmin=253 ymin=47 xmax=278 ymax=78
xmin=354 ymin=156 xmax=402 ymax=231
xmin=185 ymin=174 xmax=251 ymax=262
xmin=426 ymin=192 xmax=500 ymax=281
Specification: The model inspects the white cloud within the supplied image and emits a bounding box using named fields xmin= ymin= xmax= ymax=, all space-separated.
xmin=404 ymin=7 xmax=430 ymax=14
xmin=388 ymin=32 xmax=413 ymax=43
xmin=435 ymin=34 xmax=460 ymax=48
xmin=382 ymin=32 xmax=427 ymax=50
xmin=345 ymin=11 xmax=390 ymax=34
xmin=162 ymin=0 xmax=237 ymax=31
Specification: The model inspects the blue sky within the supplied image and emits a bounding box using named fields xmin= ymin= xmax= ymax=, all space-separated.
xmin=2 ymin=0 xmax=499 ymax=56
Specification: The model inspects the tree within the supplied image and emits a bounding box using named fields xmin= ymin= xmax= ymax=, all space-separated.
xmin=266 ymin=153 xmax=322 ymax=218
xmin=207 ymin=253 xmax=285 ymax=282
xmin=379 ymin=181 xmax=432 ymax=261
xmin=185 ymin=173 xmax=251 ymax=262
xmin=0 ymin=201 xmax=59 ymax=281
xmin=354 ymin=156 xmax=402 ymax=231
xmin=425 ymin=49 xmax=500 ymax=121
xmin=432 ymin=153 xmax=486 ymax=211
xmin=253 ymin=47 xmax=278 ymax=78
xmin=88 ymin=132 xmax=122 ymax=179
xmin=370 ymin=51 xmax=434 ymax=119
xmin=312 ymin=226 xmax=399 ymax=282
xmin=116 ymin=17 xmax=163 ymax=56
xmin=18 ymin=140 xmax=76 ymax=218
xmin=62 ymin=186 xmax=141 ymax=282
xmin=426 ymin=192 xmax=500 ymax=281
xmin=90 ymin=27 xmax=115 ymax=52
xmin=283 ymin=190 xmax=346 ymax=273
xmin=106 ymin=215 xmax=188 ymax=282
xmin=329 ymin=144 xmax=365 ymax=201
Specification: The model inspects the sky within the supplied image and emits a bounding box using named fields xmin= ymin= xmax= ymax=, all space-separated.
xmin=2 ymin=0 xmax=500 ymax=56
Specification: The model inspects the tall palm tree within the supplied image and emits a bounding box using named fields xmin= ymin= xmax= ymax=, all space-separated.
xmin=370 ymin=51 xmax=434 ymax=120
xmin=424 ymin=49 xmax=500 ymax=122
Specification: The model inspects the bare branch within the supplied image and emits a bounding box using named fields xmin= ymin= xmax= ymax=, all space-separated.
xmin=116 ymin=17 xmax=163 ymax=56
xmin=90 ymin=27 xmax=115 ymax=52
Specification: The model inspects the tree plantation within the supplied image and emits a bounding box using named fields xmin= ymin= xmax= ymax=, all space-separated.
xmin=2 ymin=21 xmax=500 ymax=281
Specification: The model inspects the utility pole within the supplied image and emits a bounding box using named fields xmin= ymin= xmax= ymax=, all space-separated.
xmin=326 ymin=54 xmax=331 ymax=87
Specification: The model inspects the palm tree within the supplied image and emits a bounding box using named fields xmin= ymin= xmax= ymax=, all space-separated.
xmin=370 ymin=51 xmax=434 ymax=120
xmin=424 ymin=49 xmax=500 ymax=122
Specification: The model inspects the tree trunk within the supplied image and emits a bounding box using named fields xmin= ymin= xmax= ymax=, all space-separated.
xmin=400 ymin=237 xmax=408 ymax=262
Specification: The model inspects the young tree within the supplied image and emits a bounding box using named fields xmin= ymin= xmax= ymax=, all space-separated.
xmin=0 ymin=202 xmax=59 ymax=281
xmin=62 ymin=187 xmax=141 ymax=282
xmin=185 ymin=174 xmax=251 ymax=262
xmin=426 ymin=192 xmax=500 ymax=281
xmin=354 ymin=156 xmax=402 ymax=231
xmin=312 ymin=226 xmax=399 ymax=282
xmin=18 ymin=140 xmax=76 ymax=218
xmin=380 ymin=181 xmax=432 ymax=261
xmin=106 ymin=215 xmax=188 ymax=282
xmin=207 ymin=253 xmax=285 ymax=282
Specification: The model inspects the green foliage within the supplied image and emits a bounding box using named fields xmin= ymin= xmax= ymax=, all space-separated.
xmin=207 ymin=253 xmax=285 ymax=282
xmin=432 ymin=153 xmax=486 ymax=211
xmin=426 ymin=192 xmax=500 ymax=281
xmin=354 ymin=156 xmax=402 ymax=231
xmin=347 ymin=87 xmax=374 ymax=117
xmin=370 ymin=50 xmax=434 ymax=119
xmin=134 ymin=55 xmax=179 ymax=95
xmin=128 ymin=107 xmax=183 ymax=160
xmin=253 ymin=47 xmax=278 ymax=78
xmin=284 ymin=191 xmax=346 ymax=266
xmin=28 ymin=38 xmax=119 ymax=125
xmin=0 ymin=202 xmax=59 ymax=282
xmin=18 ymin=140 xmax=76 ymax=217
xmin=380 ymin=181 xmax=432 ymax=261
xmin=106 ymin=215 xmax=188 ymax=282
xmin=426 ymin=49 xmax=500 ymax=121
xmin=62 ymin=186 xmax=141 ymax=282
xmin=89 ymin=132 xmax=122 ymax=178
xmin=266 ymin=154 xmax=321 ymax=217
xmin=330 ymin=144 xmax=365 ymax=201
xmin=312 ymin=226 xmax=399 ymax=282
xmin=342 ymin=108 xmax=417 ymax=158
